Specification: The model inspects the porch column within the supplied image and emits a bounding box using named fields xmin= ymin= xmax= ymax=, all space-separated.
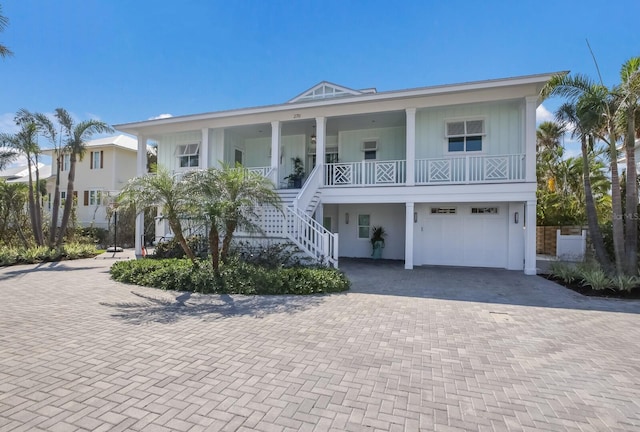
xmin=404 ymin=202 xmax=414 ymax=269
xmin=524 ymin=199 xmax=537 ymax=275
xmin=524 ymin=96 xmax=537 ymax=183
xmin=405 ymin=108 xmax=416 ymax=186
xmin=200 ymin=128 xmax=209 ymax=169
xmin=134 ymin=134 xmax=147 ymax=256
xmin=210 ymin=128 xmax=224 ymax=169
xmin=315 ymin=116 xmax=327 ymax=175
xmin=270 ymin=121 xmax=280 ymax=185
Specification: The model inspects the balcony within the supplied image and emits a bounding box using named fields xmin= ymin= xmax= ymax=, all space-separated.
xmin=322 ymin=154 xmax=525 ymax=187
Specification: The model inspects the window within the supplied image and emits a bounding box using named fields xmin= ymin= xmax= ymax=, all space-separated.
xmin=60 ymin=154 xmax=70 ymax=171
xmin=177 ymin=144 xmax=200 ymax=168
xmin=84 ymin=189 xmax=102 ymax=206
xmin=445 ymin=119 xmax=484 ymax=152
xmin=471 ymin=207 xmax=498 ymax=214
xmin=60 ymin=191 xmax=66 ymax=207
xmin=430 ymin=207 xmax=457 ymax=214
xmin=323 ymin=216 xmax=332 ymax=231
xmin=234 ymin=149 xmax=243 ymax=165
xmin=362 ymin=140 xmax=377 ymax=160
xmin=90 ymin=151 xmax=103 ymax=169
xmin=358 ymin=214 xmax=370 ymax=239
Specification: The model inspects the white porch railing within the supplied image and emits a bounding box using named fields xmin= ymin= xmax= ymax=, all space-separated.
xmin=286 ymin=206 xmax=338 ymax=267
xmin=324 ymin=160 xmax=407 ymax=186
xmin=246 ymin=166 xmax=275 ymax=183
xmin=293 ymin=165 xmax=322 ymax=213
xmin=415 ymin=154 xmax=525 ymax=184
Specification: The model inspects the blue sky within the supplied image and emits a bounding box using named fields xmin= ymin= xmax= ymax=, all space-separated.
xmin=1 ymin=0 xmax=640 ymax=158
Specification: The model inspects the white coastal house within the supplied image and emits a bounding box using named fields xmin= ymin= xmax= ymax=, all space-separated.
xmin=42 ymin=135 xmax=139 ymax=229
xmin=115 ymin=74 xmax=560 ymax=274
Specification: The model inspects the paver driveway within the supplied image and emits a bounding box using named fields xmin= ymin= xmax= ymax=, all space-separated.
xmin=1 ymin=256 xmax=639 ymax=432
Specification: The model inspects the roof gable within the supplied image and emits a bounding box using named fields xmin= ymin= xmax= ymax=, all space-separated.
xmin=288 ymin=81 xmax=371 ymax=103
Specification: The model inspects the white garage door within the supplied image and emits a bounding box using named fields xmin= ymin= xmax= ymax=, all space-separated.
xmin=422 ymin=204 xmax=508 ymax=268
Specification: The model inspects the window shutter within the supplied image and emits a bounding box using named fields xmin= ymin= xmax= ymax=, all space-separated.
xmin=90 ymin=152 xmax=94 ymax=169
xmin=84 ymin=191 xmax=89 ymax=206
xmin=100 ymin=151 xmax=104 ymax=169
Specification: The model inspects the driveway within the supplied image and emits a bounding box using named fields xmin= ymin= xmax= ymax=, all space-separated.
xmin=1 ymin=256 xmax=639 ymax=431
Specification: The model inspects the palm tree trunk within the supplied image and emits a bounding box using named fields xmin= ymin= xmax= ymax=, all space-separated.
xmin=582 ymin=136 xmax=612 ymax=273
xmin=167 ymin=216 xmax=196 ymax=262
xmin=33 ymin=154 xmax=43 ymax=245
xmin=49 ymin=153 xmax=61 ymax=248
xmin=25 ymin=156 xmax=41 ymax=246
xmin=208 ymin=225 xmax=220 ymax=272
xmin=608 ymin=135 xmax=626 ymax=275
xmin=220 ymin=220 xmax=237 ymax=264
xmin=624 ymin=108 xmax=638 ymax=275
xmin=56 ymin=154 xmax=77 ymax=247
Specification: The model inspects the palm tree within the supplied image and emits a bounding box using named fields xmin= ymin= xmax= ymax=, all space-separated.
xmin=536 ymin=121 xmax=564 ymax=193
xmin=617 ymin=57 xmax=640 ymax=275
xmin=541 ymin=73 xmax=626 ymax=275
xmin=118 ymin=167 xmax=197 ymax=262
xmin=190 ymin=164 xmax=281 ymax=271
xmin=0 ymin=4 xmax=13 ymax=59
xmin=55 ymin=109 xmax=112 ymax=246
xmin=27 ymin=109 xmax=64 ymax=248
xmin=0 ymin=148 xmax=17 ymax=169
xmin=0 ymin=121 xmax=43 ymax=246
xmin=555 ymin=102 xmax=613 ymax=273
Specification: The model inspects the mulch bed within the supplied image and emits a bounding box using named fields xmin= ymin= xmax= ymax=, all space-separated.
xmin=540 ymin=274 xmax=640 ymax=299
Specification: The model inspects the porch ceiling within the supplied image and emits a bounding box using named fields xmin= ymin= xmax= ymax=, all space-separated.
xmin=224 ymin=110 xmax=406 ymax=140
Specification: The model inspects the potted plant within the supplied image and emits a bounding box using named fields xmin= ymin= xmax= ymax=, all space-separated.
xmin=285 ymin=157 xmax=305 ymax=188
xmin=370 ymin=226 xmax=386 ymax=259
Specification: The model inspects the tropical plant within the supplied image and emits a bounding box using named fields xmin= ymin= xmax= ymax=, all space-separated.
xmin=0 ymin=148 xmax=17 ymax=170
xmin=616 ymin=57 xmax=640 ymax=275
xmin=189 ymin=164 xmax=281 ymax=271
xmin=541 ymin=67 xmax=631 ymax=276
xmin=0 ymin=179 xmax=29 ymax=247
xmin=370 ymin=226 xmax=386 ymax=246
xmin=0 ymin=120 xmax=43 ymax=245
xmin=118 ymin=167 xmax=197 ymax=261
xmin=554 ymin=102 xmax=612 ymax=272
xmin=0 ymin=4 xmax=13 ymax=59
xmin=54 ymin=109 xmax=113 ymax=247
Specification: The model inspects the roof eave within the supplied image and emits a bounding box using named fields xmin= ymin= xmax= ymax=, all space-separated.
xmin=115 ymin=71 xmax=567 ymax=134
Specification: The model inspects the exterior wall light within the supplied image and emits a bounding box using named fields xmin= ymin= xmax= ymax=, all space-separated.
xmin=345 ymin=212 xmax=349 ymax=224
xmin=514 ymin=212 xmax=519 ymax=224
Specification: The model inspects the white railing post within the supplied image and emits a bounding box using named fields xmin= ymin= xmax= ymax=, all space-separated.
xmin=361 ymin=160 xmax=365 ymax=185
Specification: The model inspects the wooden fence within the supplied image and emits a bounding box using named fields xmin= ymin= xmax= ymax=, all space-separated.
xmin=536 ymin=226 xmax=588 ymax=255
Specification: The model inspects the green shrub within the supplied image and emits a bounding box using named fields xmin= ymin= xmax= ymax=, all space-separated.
xmin=153 ymin=236 xmax=207 ymax=259
xmin=578 ymin=267 xmax=610 ymax=291
xmin=609 ymin=275 xmax=640 ymax=292
xmin=110 ymin=258 xmax=350 ymax=295
xmin=0 ymin=243 xmax=99 ymax=266
xmin=549 ymin=261 xmax=580 ymax=284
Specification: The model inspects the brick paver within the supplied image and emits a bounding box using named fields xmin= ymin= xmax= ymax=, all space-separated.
xmin=1 ymin=255 xmax=639 ymax=431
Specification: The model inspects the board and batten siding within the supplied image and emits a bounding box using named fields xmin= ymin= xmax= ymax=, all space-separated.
xmin=338 ymin=126 xmax=405 ymax=163
xmin=415 ymin=101 xmax=523 ymax=159
xmin=157 ymin=131 xmax=201 ymax=171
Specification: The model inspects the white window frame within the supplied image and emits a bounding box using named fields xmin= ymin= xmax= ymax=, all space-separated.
xmin=176 ymin=143 xmax=200 ymax=169
xmin=60 ymin=191 xmax=66 ymax=207
xmin=89 ymin=189 xmax=103 ymax=206
xmin=362 ymin=139 xmax=378 ymax=161
xmin=357 ymin=214 xmax=370 ymax=240
xmin=61 ymin=154 xmax=70 ymax=171
xmin=91 ymin=151 xmax=102 ymax=170
xmin=444 ymin=118 xmax=486 ymax=154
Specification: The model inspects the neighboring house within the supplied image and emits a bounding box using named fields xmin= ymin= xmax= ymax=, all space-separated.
xmin=0 ymin=162 xmax=52 ymax=184
xmin=618 ymin=138 xmax=640 ymax=174
xmin=115 ymin=74 xmax=559 ymax=274
xmin=42 ymin=135 xmax=138 ymax=229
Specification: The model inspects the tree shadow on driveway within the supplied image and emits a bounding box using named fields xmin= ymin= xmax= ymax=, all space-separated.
xmin=0 ymin=261 xmax=109 ymax=282
xmin=101 ymin=290 xmax=327 ymax=325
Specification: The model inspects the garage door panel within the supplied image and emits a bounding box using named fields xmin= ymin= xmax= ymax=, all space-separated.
xmin=423 ymin=204 xmax=508 ymax=268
